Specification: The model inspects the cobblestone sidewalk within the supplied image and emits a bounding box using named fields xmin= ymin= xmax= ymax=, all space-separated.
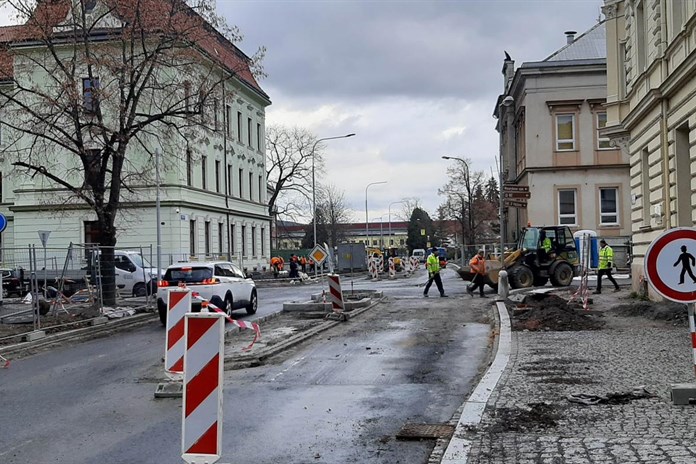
xmin=465 ymin=289 xmax=696 ymax=464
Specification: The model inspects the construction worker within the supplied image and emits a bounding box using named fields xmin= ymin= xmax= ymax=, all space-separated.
xmin=423 ymin=247 xmax=447 ymax=297
xmin=595 ymin=239 xmax=620 ymax=294
xmin=467 ymin=249 xmax=487 ymax=298
xmin=539 ymin=231 xmax=553 ymax=260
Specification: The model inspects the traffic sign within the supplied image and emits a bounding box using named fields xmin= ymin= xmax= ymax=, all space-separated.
xmin=310 ymin=245 xmax=328 ymax=265
xmin=38 ymin=230 xmax=51 ymax=247
xmin=644 ymin=227 xmax=696 ymax=303
xmin=503 ymin=191 xmax=531 ymax=199
xmin=504 ymin=199 xmax=527 ymax=208
xmin=0 ymin=213 xmax=6 ymax=233
xmin=503 ymin=184 xmax=529 ymax=192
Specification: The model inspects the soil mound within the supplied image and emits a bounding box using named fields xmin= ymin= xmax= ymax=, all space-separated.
xmin=611 ymin=300 xmax=688 ymax=323
xmin=511 ymin=293 xmax=604 ymax=332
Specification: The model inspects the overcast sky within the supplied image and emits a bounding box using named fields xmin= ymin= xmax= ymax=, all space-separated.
xmin=1 ymin=0 xmax=604 ymax=223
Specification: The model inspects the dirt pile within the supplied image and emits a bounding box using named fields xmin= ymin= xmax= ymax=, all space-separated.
xmin=489 ymin=402 xmax=560 ymax=432
xmin=611 ymin=300 xmax=688 ymax=324
xmin=511 ymin=293 xmax=604 ymax=332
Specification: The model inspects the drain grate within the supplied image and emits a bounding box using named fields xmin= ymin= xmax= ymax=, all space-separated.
xmin=396 ymin=423 xmax=455 ymax=440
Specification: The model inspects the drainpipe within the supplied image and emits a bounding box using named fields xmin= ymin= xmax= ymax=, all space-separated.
xmin=223 ymin=79 xmax=232 ymax=259
xmin=659 ymin=0 xmax=671 ymax=229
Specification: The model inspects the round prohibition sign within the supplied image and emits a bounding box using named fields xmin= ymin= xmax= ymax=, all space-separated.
xmin=644 ymin=227 xmax=696 ymax=303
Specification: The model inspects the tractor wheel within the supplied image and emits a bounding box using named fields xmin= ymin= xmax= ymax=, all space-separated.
xmin=550 ymin=262 xmax=574 ymax=287
xmin=533 ymin=276 xmax=549 ymax=287
xmin=508 ymin=265 xmax=534 ymax=289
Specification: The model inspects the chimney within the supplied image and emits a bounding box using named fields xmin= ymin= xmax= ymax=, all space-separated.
xmin=502 ymin=52 xmax=515 ymax=93
xmin=565 ymin=30 xmax=577 ymax=45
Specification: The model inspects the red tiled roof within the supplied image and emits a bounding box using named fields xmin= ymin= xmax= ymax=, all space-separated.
xmin=0 ymin=0 xmax=266 ymax=98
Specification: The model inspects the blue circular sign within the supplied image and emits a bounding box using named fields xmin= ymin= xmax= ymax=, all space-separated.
xmin=0 ymin=213 xmax=7 ymax=234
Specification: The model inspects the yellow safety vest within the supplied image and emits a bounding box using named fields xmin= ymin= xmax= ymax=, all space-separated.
xmin=599 ymin=245 xmax=614 ymax=270
xmin=426 ymin=253 xmax=440 ymax=273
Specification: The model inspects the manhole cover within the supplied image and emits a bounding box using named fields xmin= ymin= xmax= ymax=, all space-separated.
xmin=396 ymin=423 xmax=455 ymax=440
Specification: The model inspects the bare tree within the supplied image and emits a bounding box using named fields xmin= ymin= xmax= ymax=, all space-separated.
xmin=396 ymin=197 xmax=421 ymax=222
xmin=438 ymin=160 xmax=496 ymax=247
xmin=318 ymin=183 xmax=352 ymax=249
xmin=265 ymin=125 xmax=325 ymax=220
xmin=0 ymin=0 xmax=265 ymax=304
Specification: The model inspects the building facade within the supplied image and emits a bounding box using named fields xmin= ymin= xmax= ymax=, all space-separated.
xmin=603 ymin=0 xmax=696 ymax=292
xmin=497 ymin=22 xmax=632 ymax=253
xmin=0 ymin=0 xmax=272 ymax=272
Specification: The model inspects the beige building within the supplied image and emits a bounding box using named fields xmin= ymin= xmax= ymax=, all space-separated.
xmin=497 ymin=22 xmax=631 ymax=255
xmin=602 ymin=0 xmax=696 ymax=291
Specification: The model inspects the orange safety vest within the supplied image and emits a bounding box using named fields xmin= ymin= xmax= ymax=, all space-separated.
xmin=469 ymin=255 xmax=486 ymax=275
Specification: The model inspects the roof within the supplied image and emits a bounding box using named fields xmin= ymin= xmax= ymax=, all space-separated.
xmin=544 ymin=21 xmax=606 ymax=62
xmin=0 ymin=0 xmax=267 ymax=98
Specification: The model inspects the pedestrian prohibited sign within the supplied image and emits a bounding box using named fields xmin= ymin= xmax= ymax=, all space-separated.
xmin=310 ymin=245 xmax=328 ymax=265
xmin=644 ymin=227 xmax=696 ymax=303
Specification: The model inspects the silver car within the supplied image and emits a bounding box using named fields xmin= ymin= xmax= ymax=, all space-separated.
xmin=157 ymin=261 xmax=257 ymax=325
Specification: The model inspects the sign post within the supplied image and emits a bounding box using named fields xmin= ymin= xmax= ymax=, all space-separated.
xmin=644 ymin=227 xmax=696 ymax=404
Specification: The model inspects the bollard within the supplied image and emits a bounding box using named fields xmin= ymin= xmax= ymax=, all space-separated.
xmin=164 ymin=287 xmax=192 ymax=380
xmin=497 ymin=269 xmax=509 ymax=301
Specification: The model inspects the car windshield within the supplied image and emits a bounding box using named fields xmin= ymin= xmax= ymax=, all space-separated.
xmin=128 ymin=254 xmax=152 ymax=268
xmin=164 ymin=267 xmax=213 ymax=283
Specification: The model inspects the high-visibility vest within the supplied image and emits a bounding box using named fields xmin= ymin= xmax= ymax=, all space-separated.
xmin=426 ymin=253 xmax=440 ymax=273
xmin=599 ymin=245 xmax=614 ymax=270
xmin=469 ymin=256 xmax=486 ymax=275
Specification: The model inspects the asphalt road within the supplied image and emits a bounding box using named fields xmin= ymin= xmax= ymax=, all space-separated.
xmin=0 ymin=268 xmax=491 ymax=464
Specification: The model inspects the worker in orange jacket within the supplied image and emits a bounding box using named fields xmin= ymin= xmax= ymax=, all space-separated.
xmin=467 ymin=249 xmax=487 ymax=298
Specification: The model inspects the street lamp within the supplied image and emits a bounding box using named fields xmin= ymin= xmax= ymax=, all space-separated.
xmin=365 ymin=181 xmax=387 ymax=249
xmin=388 ymin=200 xmax=407 ymax=249
xmin=442 ymin=155 xmax=470 ymax=266
xmin=311 ymin=133 xmax=355 ymax=275
xmin=498 ymin=95 xmax=515 ymax=262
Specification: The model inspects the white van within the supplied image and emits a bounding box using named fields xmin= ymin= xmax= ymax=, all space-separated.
xmin=106 ymin=251 xmax=161 ymax=297
xmin=412 ymin=249 xmax=426 ymax=263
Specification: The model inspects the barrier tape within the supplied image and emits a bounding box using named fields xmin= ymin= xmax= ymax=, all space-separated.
xmin=191 ymin=293 xmax=261 ymax=352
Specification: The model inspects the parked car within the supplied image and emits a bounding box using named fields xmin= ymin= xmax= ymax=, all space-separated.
xmin=1 ymin=268 xmax=25 ymax=297
xmin=156 ymin=261 xmax=257 ymax=325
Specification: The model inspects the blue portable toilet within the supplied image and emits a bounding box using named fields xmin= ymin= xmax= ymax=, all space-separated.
xmin=573 ymin=230 xmax=599 ymax=269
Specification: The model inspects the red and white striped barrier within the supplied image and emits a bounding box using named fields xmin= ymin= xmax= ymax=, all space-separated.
xmin=368 ymin=258 xmax=378 ymax=280
xmin=192 ymin=293 xmax=261 ymax=352
xmin=689 ymin=304 xmax=696 ymax=377
xmin=388 ymin=257 xmax=396 ymax=279
xmin=410 ymin=256 xmax=419 ymax=270
xmin=377 ymin=255 xmax=384 ymax=273
xmin=165 ymin=286 xmax=192 ymax=380
xmin=327 ymin=274 xmax=345 ymax=314
xmin=182 ymin=311 xmax=225 ymax=463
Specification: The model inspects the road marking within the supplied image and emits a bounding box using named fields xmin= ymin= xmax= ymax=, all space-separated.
xmin=270 ymin=356 xmax=306 ymax=382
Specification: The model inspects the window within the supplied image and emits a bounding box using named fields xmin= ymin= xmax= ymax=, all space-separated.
xmin=215 ymin=160 xmax=221 ymax=193
xmin=230 ymin=224 xmax=235 ymax=254
xmin=249 ymin=172 xmax=253 ymax=200
xmin=0 ymin=172 xmax=3 ymax=202
xmin=186 ymin=149 xmax=193 ymax=186
xmin=226 ymin=105 xmax=233 ymax=137
xmin=238 ymin=168 xmax=243 ymax=198
xmin=227 ymin=165 xmax=233 ymax=196
xmin=237 ymin=112 xmax=242 ymax=142
xmin=218 ymin=223 xmax=224 ymax=254
xmin=213 ymin=99 xmax=219 ymax=131
xmin=184 ymin=81 xmax=192 ymax=112
xmin=558 ymin=189 xmax=577 ymax=225
xmin=596 ymin=112 xmax=611 ymax=149
xmin=241 ymin=225 xmax=247 ymax=256
xmin=0 ymin=122 xmax=3 ymax=145
xmin=641 ymin=148 xmax=650 ymax=226
xmin=555 ymin=114 xmax=575 ymax=150
xmin=257 ymin=123 xmax=261 ymax=150
xmin=189 ymin=220 xmax=196 ymax=255
xmin=82 ymin=77 xmax=100 ymax=113
xmin=261 ymin=228 xmax=265 ymax=256
xmin=599 ymin=188 xmax=618 ymax=225
xmin=204 ymin=221 xmax=211 ymax=256
xmin=636 ymin=1 xmax=646 ymax=72
xmin=258 ymin=175 xmax=262 ymax=202
xmin=84 ymin=220 xmax=101 ymax=244
xmin=251 ymin=226 xmax=256 ymax=256
xmin=201 ymin=155 xmax=207 ymax=190
xmin=248 ymin=117 xmax=252 ymax=147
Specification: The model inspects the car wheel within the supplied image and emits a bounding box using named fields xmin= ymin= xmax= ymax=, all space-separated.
xmin=133 ymin=282 xmax=147 ymax=298
xmin=245 ymin=290 xmax=258 ymax=315
xmin=157 ymin=299 xmax=167 ymax=326
xmin=224 ymin=294 xmax=233 ymax=317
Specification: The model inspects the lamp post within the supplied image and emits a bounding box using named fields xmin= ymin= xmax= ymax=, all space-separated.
xmin=311 ymin=133 xmax=355 ymax=276
xmin=442 ymin=155 xmax=470 ymax=266
xmin=365 ymin=181 xmax=387 ymax=249
xmin=498 ymin=96 xmax=515 ymax=262
xmin=388 ymin=200 xmax=406 ymax=250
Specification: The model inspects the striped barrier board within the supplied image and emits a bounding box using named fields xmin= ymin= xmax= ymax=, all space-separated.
xmin=327 ymin=274 xmax=345 ymax=314
xmin=388 ymin=257 xmax=395 ymax=279
xmin=182 ymin=311 xmax=225 ymax=464
xmin=165 ymin=287 xmax=192 ymax=380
